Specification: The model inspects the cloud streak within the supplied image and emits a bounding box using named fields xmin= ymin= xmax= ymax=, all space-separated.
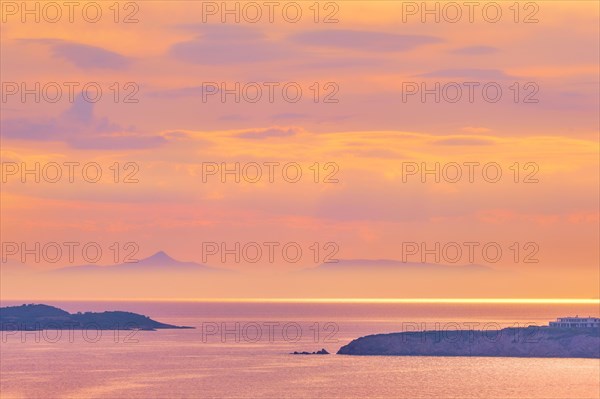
xmin=1 ymin=95 xmax=165 ymax=149
xmin=20 ymin=39 xmax=130 ymax=70
xmin=291 ymin=30 xmax=442 ymax=52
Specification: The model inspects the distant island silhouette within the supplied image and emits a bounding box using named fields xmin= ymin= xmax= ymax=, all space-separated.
xmin=311 ymin=259 xmax=491 ymax=272
xmin=0 ymin=304 xmax=193 ymax=331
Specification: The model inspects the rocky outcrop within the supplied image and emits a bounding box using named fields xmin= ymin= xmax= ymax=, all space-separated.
xmin=337 ymin=327 xmax=600 ymax=358
xmin=291 ymin=348 xmax=330 ymax=355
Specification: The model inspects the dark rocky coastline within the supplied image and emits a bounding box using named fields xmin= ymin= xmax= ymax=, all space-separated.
xmin=337 ymin=327 xmax=600 ymax=358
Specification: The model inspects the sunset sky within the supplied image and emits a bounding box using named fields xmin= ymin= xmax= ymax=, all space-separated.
xmin=1 ymin=1 xmax=598 ymax=300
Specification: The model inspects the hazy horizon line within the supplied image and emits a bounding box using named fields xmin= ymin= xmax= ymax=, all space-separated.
xmin=1 ymin=298 xmax=598 ymax=304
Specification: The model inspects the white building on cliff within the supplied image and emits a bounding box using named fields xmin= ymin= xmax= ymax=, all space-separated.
xmin=549 ymin=317 xmax=600 ymax=328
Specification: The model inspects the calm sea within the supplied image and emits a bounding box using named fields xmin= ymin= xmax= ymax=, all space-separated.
xmin=1 ymin=301 xmax=599 ymax=399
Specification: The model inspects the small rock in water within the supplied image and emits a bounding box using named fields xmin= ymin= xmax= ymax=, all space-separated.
xmin=291 ymin=348 xmax=329 ymax=355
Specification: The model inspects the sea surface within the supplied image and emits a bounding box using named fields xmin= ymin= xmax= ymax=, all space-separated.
xmin=1 ymin=301 xmax=599 ymax=399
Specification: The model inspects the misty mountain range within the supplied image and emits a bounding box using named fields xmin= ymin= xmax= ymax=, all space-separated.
xmin=2 ymin=251 xmax=492 ymax=275
xmin=51 ymin=251 xmax=228 ymax=274
xmin=311 ymin=259 xmax=491 ymax=272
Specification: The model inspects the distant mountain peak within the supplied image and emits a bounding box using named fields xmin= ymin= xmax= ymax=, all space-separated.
xmin=139 ymin=251 xmax=187 ymax=267
xmin=147 ymin=251 xmax=174 ymax=261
